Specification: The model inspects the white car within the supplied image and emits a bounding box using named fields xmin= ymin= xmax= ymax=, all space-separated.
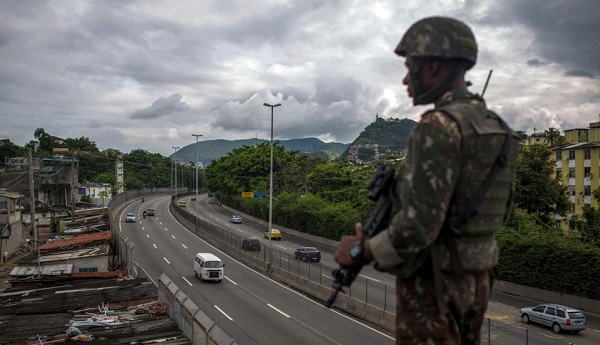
xmin=125 ymin=213 xmax=136 ymax=223
xmin=230 ymin=215 xmax=242 ymax=224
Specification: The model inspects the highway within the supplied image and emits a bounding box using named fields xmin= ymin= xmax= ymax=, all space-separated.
xmin=119 ymin=194 xmax=600 ymax=344
xmin=118 ymin=195 xmax=395 ymax=345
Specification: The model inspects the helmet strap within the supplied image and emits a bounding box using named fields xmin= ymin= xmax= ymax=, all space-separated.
xmin=413 ymin=60 xmax=467 ymax=105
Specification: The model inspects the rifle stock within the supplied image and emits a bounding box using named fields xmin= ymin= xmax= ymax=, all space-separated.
xmin=325 ymin=166 xmax=395 ymax=308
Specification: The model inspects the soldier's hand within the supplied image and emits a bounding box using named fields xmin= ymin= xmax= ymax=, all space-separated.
xmin=334 ymin=223 xmax=364 ymax=267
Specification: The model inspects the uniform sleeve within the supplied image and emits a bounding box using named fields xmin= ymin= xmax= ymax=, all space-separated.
xmin=369 ymin=111 xmax=462 ymax=271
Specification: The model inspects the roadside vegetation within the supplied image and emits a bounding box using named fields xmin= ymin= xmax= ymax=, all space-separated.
xmin=2 ymin=127 xmax=599 ymax=299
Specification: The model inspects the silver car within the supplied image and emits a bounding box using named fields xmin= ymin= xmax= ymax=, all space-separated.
xmin=125 ymin=213 xmax=136 ymax=223
xmin=520 ymin=303 xmax=586 ymax=333
xmin=230 ymin=215 xmax=242 ymax=224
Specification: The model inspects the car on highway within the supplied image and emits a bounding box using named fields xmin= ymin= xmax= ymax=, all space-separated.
xmin=230 ymin=215 xmax=243 ymax=224
xmin=242 ymin=237 xmax=261 ymax=251
xmin=178 ymin=200 xmax=187 ymax=207
xmin=294 ymin=246 xmax=321 ymax=262
xmin=125 ymin=213 xmax=136 ymax=223
xmin=264 ymin=229 xmax=282 ymax=240
xmin=520 ymin=303 xmax=586 ymax=333
xmin=146 ymin=208 xmax=156 ymax=216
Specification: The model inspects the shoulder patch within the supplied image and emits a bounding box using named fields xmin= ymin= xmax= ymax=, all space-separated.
xmin=421 ymin=111 xmax=461 ymax=142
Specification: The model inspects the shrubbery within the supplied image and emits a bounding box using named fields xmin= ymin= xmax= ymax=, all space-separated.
xmin=497 ymin=209 xmax=600 ymax=299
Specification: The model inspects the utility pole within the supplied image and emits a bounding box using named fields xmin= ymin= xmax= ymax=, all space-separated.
xmin=71 ymin=153 xmax=75 ymax=222
xmin=28 ymin=148 xmax=42 ymax=277
xmin=172 ymin=147 xmax=180 ymax=200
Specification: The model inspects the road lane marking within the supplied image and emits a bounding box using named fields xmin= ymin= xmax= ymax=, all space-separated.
xmin=181 ymin=244 xmax=187 ymax=249
xmin=146 ymin=234 xmax=150 ymax=238
xmin=359 ymin=274 xmax=381 ymax=283
xmin=322 ymin=274 xmax=333 ymax=280
xmin=214 ymin=305 xmax=233 ymax=321
xmin=171 ymin=234 xmax=176 ymax=239
xmin=182 ymin=277 xmax=193 ymax=286
xmin=159 ymin=222 xmax=162 ymax=225
xmin=237 ymin=229 xmax=243 ymax=233
xmin=268 ymin=304 xmax=290 ymax=318
xmin=225 ymin=276 xmax=237 ymax=285
xmin=275 ymin=245 xmax=287 ymax=250
xmin=164 ymin=257 xmax=170 ymax=264
xmin=164 ymin=227 xmax=168 ymax=231
xmin=153 ymin=243 xmax=157 ymax=249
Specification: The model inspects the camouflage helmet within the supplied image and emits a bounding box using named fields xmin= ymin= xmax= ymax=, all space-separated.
xmin=395 ymin=16 xmax=477 ymax=69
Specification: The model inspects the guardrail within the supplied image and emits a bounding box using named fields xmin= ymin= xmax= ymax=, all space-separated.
xmin=169 ymin=197 xmax=396 ymax=333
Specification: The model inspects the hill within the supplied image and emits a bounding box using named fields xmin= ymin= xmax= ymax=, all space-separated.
xmin=343 ymin=117 xmax=417 ymax=163
xmin=173 ymin=138 xmax=348 ymax=167
xmin=171 ymin=117 xmax=417 ymax=167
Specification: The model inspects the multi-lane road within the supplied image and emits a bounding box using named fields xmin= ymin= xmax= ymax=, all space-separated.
xmin=118 ymin=194 xmax=600 ymax=345
xmin=119 ymin=195 xmax=395 ymax=345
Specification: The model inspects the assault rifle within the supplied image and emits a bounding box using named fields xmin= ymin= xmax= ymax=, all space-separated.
xmin=325 ymin=166 xmax=396 ymax=308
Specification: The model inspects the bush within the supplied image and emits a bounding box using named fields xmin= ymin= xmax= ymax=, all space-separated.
xmin=497 ymin=226 xmax=600 ymax=299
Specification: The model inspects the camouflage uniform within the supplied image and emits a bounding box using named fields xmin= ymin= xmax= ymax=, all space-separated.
xmin=368 ymin=17 xmax=519 ymax=344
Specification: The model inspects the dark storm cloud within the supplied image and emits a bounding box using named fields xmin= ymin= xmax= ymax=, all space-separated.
xmin=504 ymin=0 xmax=600 ymax=77
xmin=526 ymin=59 xmax=547 ymax=67
xmin=131 ymin=94 xmax=190 ymax=119
xmin=565 ymin=69 xmax=595 ymax=79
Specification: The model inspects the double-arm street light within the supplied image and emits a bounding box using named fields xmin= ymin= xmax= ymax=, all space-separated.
xmin=191 ymin=134 xmax=203 ymax=215
xmin=172 ymin=146 xmax=180 ymax=201
xmin=263 ymin=102 xmax=281 ymax=269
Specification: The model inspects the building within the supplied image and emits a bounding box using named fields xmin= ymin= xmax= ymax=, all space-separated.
xmin=79 ymin=183 xmax=112 ymax=206
xmin=0 ymin=190 xmax=25 ymax=264
xmin=553 ymin=119 xmax=600 ymax=216
xmin=13 ymin=231 xmax=113 ymax=275
xmin=2 ymin=156 xmax=79 ymax=208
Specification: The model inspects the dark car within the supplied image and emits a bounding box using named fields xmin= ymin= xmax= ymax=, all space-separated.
xmin=294 ymin=246 xmax=321 ymax=262
xmin=146 ymin=208 xmax=156 ymax=216
xmin=242 ymin=237 xmax=261 ymax=251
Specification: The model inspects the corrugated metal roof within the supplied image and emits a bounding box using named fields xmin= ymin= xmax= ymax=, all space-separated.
xmin=0 ymin=191 xmax=23 ymax=199
xmin=9 ymin=264 xmax=73 ymax=277
xmin=40 ymin=231 xmax=112 ymax=250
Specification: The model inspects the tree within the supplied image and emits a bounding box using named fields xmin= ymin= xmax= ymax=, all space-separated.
xmin=33 ymin=127 xmax=58 ymax=154
xmin=0 ymin=139 xmax=26 ymax=163
xmin=514 ymin=145 xmax=569 ymax=224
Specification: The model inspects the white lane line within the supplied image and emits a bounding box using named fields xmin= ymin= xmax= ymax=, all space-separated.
xmin=275 ymin=245 xmax=287 ymax=250
xmin=268 ymin=304 xmax=290 ymax=318
xmin=182 ymin=277 xmax=193 ymax=286
xmin=146 ymin=234 xmax=150 ymax=239
xmin=164 ymin=257 xmax=170 ymax=264
xmin=164 ymin=227 xmax=168 ymax=231
xmin=359 ymin=275 xmax=381 ymax=283
xmin=142 ymin=227 xmax=145 ymax=231
xmin=322 ymin=274 xmax=333 ymax=280
xmin=181 ymin=244 xmax=188 ymax=249
xmin=159 ymin=222 xmax=163 ymax=225
xmin=236 ymin=229 xmax=244 ymax=233
xmin=214 ymin=305 xmax=233 ymax=321
xmin=225 ymin=276 xmax=237 ymax=285
xmin=171 ymin=234 xmax=176 ymax=239
xmin=153 ymin=243 xmax=157 ymax=249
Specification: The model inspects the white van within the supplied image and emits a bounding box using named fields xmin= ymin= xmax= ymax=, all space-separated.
xmin=194 ymin=253 xmax=225 ymax=282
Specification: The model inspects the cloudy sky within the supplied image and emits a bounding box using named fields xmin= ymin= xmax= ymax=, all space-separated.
xmin=1 ymin=0 xmax=599 ymax=156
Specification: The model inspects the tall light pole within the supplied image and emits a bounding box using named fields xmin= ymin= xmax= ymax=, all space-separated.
xmin=172 ymin=146 xmax=180 ymax=201
xmin=263 ymin=102 xmax=281 ymax=269
xmin=191 ymin=134 xmax=203 ymax=214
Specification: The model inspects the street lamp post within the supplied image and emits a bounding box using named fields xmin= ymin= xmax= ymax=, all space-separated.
xmin=191 ymin=134 xmax=203 ymax=215
xmin=263 ymin=102 xmax=281 ymax=270
xmin=172 ymin=146 xmax=180 ymax=201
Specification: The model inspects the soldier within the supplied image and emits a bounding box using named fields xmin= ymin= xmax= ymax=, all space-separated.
xmin=335 ymin=17 xmax=519 ymax=344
